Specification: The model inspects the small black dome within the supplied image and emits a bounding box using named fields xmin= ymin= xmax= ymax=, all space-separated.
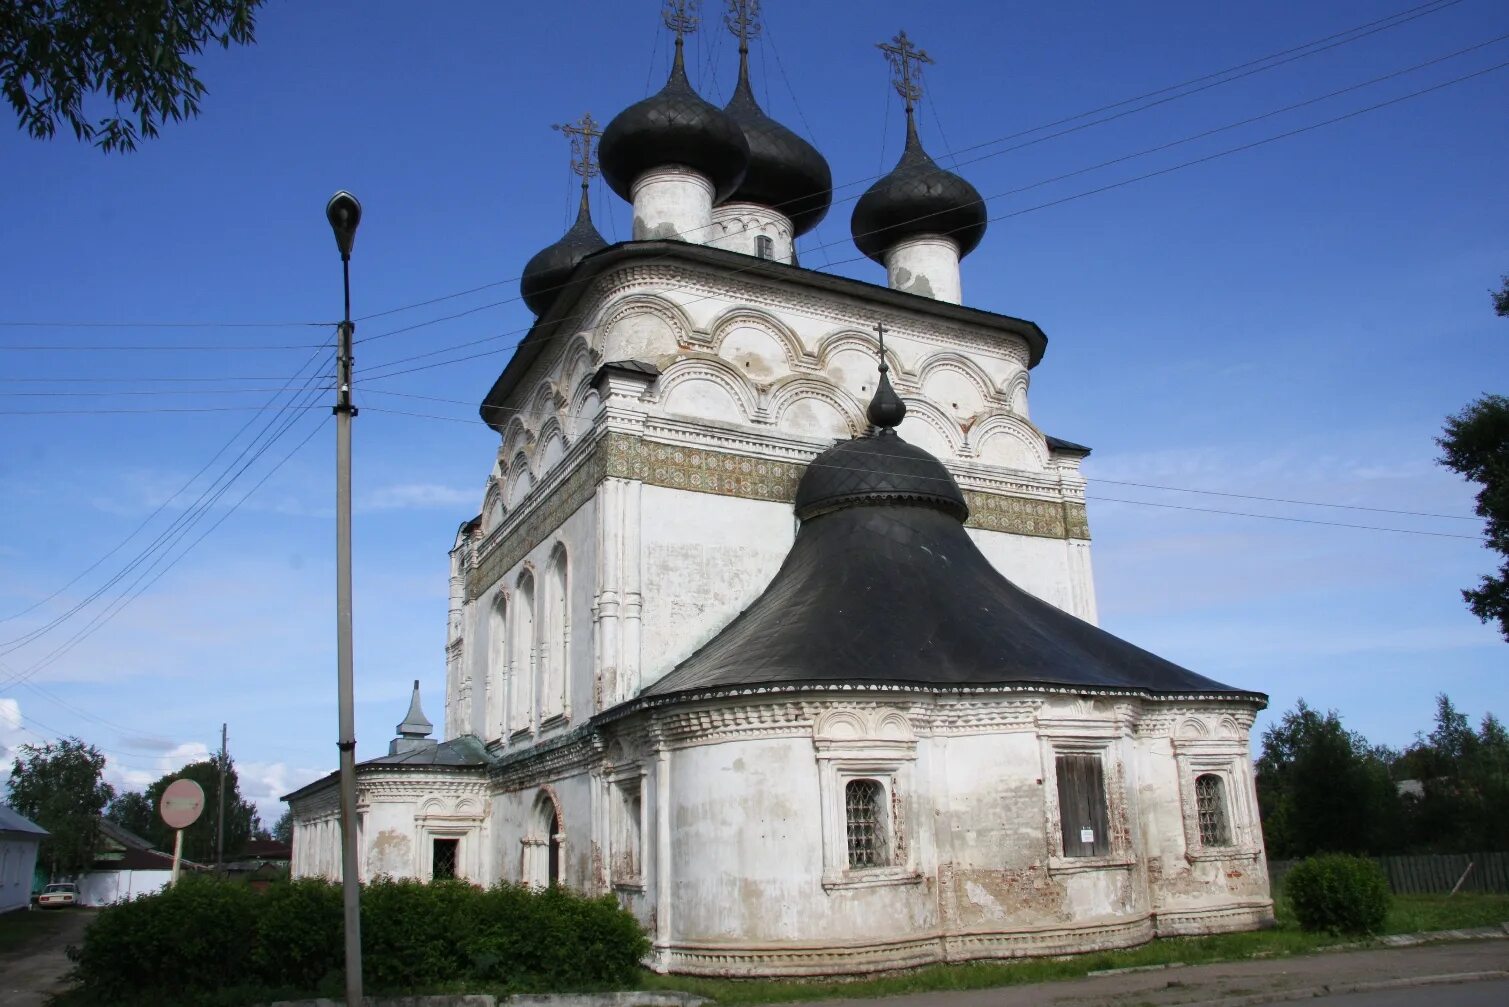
xmin=723 ymin=55 xmax=832 ymax=237
xmin=851 ymin=115 xmax=987 ymax=264
xmin=795 ymin=430 xmax=968 ymax=522
xmin=600 ymin=41 xmax=749 ymax=205
xmin=519 ymin=192 xmax=607 ymax=316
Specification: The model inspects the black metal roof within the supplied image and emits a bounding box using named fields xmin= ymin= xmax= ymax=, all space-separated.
xmin=795 ymin=429 xmax=968 ymax=522
xmin=599 ymin=40 xmax=749 ymax=204
xmin=644 ymin=431 xmax=1260 ymax=703
xmin=519 ymin=192 xmax=608 ymax=317
xmin=851 ymin=115 xmax=987 ymax=264
xmin=723 ymin=53 xmax=832 ymax=237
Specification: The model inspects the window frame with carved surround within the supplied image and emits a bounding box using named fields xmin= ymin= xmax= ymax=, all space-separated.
xmin=1173 ymin=734 xmax=1261 ymax=862
xmin=812 ymin=707 xmax=921 ymax=891
xmin=607 ymin=765 xmax=645 ymax=891
xmin=1039 ymin=729 xmax=1136 ymax=874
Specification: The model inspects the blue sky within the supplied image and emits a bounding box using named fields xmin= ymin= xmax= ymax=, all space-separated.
xmin=1 ymin=0 xmax=1505 ymax=824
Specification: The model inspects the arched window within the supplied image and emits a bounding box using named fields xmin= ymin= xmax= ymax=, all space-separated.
xmin=541 ymin=545 xmax=568 ymax=719
xmin=1195 ymin=773 xmax=1231 ymax=846
xmin=844 ymin=778 xmax=888 ymax=868
xmin=486 ymin=595 xmax=507 ymax=740
xmin=523 ymin=791 xmax=563 ymax=887
xmin=509 ymin=572 xmax=535 ymax=733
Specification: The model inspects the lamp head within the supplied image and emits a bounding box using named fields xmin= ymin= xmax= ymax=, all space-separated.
xmin=325 ymin=191 xmax=362 ymax=260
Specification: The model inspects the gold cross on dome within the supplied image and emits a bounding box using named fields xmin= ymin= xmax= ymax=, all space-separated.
xmin=725 ymin=0 xmax=761 ymax=46
xmin=663 ymin=0 xmax=701 ymax=40
xmin=552 ymin=113 xmax=602 ymax=181
xmin=877 ymin=30 xmax=932 ymax=113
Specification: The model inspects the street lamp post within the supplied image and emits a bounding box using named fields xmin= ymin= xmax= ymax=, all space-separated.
xmin=325 ymin=190 xmax=363 ymax=1006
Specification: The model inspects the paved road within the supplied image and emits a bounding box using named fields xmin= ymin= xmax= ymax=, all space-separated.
xmin=1299 ymin=978 xmax=1509 ymax=1005
xmin=0 ymin=908 xmax=95 ymax=1007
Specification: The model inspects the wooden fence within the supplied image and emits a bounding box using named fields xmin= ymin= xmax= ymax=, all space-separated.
xmin=1268 ymin=852 xmax=1509 ymax=895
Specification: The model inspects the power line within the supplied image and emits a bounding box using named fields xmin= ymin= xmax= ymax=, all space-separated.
xmin=344 ymin=0 xmax=1466 ymax=329
xmin=0 ymin=347 xmax=329 ymax=626
xmin=0 ymin=404 xmax=328 ymax=415
xmin=0 ymin=357 xmax=330 ymax=654
xmin=1088 ymin=495 xmax=1480 ymax=540
xmin=1093 ymin=478 xmax=1477 ymax=521
xmin=355 ymin=51 xmax=1508 ymax=386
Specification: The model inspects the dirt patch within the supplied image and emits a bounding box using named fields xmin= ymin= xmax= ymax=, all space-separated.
xmin=0 ymin=907 xmax=96 ymax=1007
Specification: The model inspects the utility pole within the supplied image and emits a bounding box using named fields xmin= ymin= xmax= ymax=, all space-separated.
xmin=215 ymin=722 xmax=227 ymax=872
xmin=325 ymin=190 xmax=363 ymax=1007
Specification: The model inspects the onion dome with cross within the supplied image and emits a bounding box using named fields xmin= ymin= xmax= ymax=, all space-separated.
xmin=520 ymin=114 xmax=609 ymax=317
xmin=599 ymin=1 xmax=749 ymax=243
xmin=851 ymin=31 xmax=987 ymax=304
xmin=719 ymin=0 xmax=832 ymax=240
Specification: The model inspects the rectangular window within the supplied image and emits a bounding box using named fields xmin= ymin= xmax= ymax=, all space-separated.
xmin=755 ymin=234 xmax=774 ymax=260
xmin=845 ymin=778 xmax=889 ymax=868
xmin=1056 ymin=753 xmax=1111 ymax=857
xmin=432 ymin=837 xmax=459 ymax=880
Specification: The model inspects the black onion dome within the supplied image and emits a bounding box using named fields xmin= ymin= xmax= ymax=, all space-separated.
xmin=851 ymin=115 xmax=987 ymax=264
xmin=519 ymin=192 xmax=608 ymax=316
xmin=722 ymin=53 xmax=832 ymax=236
xmin=599 ymin=41 xmax=749 ymax=204
xmin=795 ymin=430 xmax=968 ymax=522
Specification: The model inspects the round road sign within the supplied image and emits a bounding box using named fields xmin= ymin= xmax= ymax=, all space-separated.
xmin=160 ymin=778 xmax=206 ymax=830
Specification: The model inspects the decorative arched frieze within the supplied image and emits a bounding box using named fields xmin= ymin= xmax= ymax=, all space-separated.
xmin=916 ymin=352 xmax=1000 ymax=422
xmin=503 ymin=451 xmax=534 ymax=509
xmin=651 ymin=355 xmax=761 ymax=425
xmin=896 ymin=397 xmax=962 ymax=459
xmin=481 ymin=480 xmax=505 ymax=535
xmin=499 ymin=415 xmax=535 ymax=468
xmin=968 ymin=413 xmax=1050 ymax=471
xmin=815 ymin=329 xmax=910 ymax=401
xmin=1177 ymin=717 xmax=1211 ymax=739
xmin=535 ymin=418 xmax=568 ymax=475
xmin=1004 ymin=369 xmax=1031 ymax=416
xmin=767 ymin=375 xmax=865 ymax=440
xmin=708 ymin=306 xmax=811 ymax=379
xmin=590 ymin=292 xmax=695 ymax=359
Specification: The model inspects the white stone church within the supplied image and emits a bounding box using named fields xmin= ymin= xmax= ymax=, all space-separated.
xmin=288 ymin=6 xmax=1272 ymax=977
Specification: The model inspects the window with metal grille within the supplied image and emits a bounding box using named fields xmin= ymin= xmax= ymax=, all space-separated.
xmin=432 ymin=837 xmax=459 ymax=880
xmin=845 ymin=778 xmax=888 ymax=868
xmin=755 ymin=234 xmax=774 ymax=260
xmin=1055 ymin=753 xmax=1112 ymax=857
xmin=1195 ymin=773 xmax=1231 ymax=846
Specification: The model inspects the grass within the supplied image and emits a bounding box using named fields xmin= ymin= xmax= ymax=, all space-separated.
xmin=635 ymin=894 xmax=1509 ymax=1006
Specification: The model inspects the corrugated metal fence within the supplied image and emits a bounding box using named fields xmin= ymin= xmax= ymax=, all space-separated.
xmin=1268 ymin=852 xmax=1509 ymax=895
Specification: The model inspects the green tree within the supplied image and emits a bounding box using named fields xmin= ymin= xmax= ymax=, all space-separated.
xmin=1397 ymin=694 xmax=1509 ymax=851
xmin=105 ymin=789 xmax=156 ymax=840
xmin=1255 ymin=700 xmax=1402 ymax=858
xmin=1436 ymin=278 xmax=1509 ymax=640
xmin=271 ymin=807 xmax=292 ymax=845
xmin=0 ymin=1 xmax=263 ymax=152
xmin=141 ymin=756 xmax=261 ymax=863
xmin=6 ymin=737 xmax=115 ymax=878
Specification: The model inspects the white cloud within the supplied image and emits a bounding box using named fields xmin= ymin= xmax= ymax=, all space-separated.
xmin=238 ymin=760 xmax=328 ymax=823
xmin=361 ymin=483 xmax=476 ymax=511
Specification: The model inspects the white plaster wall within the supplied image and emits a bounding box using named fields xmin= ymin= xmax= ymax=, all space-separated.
xmin=967 ymin=527 xmax=1099 ymax=624
xmin=0 ymin=836 xmax=40 ymax=913
xmin=364 ymin=798 xmax=420 ymax=879
xmin=885 ymin=236 xmax=962 ymax=304
xmin=636 ymin=486 xmax=795 ymax=689
xmin=464 ymin=495 xmax=599 ymax=748
xmin=77 ymin=869 xmax=170 ymax=906
xmin=708 ymin=203 xmax=795 ymax=263
xmin=632 ymin=166 xmax=716 ymax=244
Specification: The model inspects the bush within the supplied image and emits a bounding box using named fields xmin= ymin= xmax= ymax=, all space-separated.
xmin=69 ymin=876 xmax=650 ymax=1003
xmin=1284 ymin=853 xmax=1391 ymax=934
xmin=70 ymin=874 xmax=261 ymax=1002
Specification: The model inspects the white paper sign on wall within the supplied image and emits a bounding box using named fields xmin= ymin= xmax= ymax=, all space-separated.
xmin=1080 ymin=828 xmax=1095 ymax=844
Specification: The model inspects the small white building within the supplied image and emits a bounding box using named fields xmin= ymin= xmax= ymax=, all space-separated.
xmin=0 ymin=805 xmax=47 ymax=913
xmin=288 ymin=9 xmax=1272 ymax=977
xmin=75 ymin=818 xmax=189 ymax=906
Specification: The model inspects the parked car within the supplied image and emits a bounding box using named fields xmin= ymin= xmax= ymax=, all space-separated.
xmin=37 ymin=882 xmax=77 ymax=908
